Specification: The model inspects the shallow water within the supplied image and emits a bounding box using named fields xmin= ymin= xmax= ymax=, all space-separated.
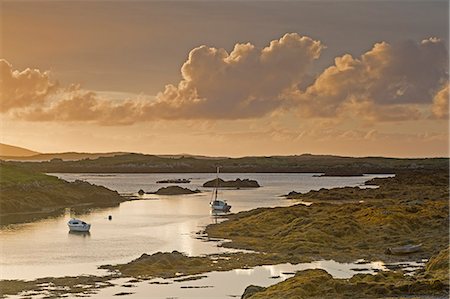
xmin=80 ymin=260 xmax=393 ymax=299
xmin=0 ymin=173 xmax=393 ymax=282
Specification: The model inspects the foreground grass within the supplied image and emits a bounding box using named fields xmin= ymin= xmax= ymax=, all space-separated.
xmin=243 ymin=247 xmax=449 ymax=299
xmin=0 ymin=163 xmax=124 ymax=225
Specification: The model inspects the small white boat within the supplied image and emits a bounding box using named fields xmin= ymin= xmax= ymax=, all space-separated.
xmin=67 ymin=218 xmax=91 ymax=232
xmin=210 ymin=199 xmax=231 ymax=212
xmin=209 ymin=167 xmax=231 ymax=213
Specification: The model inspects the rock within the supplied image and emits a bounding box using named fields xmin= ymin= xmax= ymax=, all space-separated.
xmin=154 ymin=186 xmax=201 ymax=195
xmin=137 ymin=189 xmax=145 ymax=195
xmin=203 ymin=178 xmax=260 ymax=188
xmin=286 ymin=191 xmax=300 ymax=197
xmin=317 ymin=170 xmax=365 ymax=177
xmin=241 ymin=285 xmax=266 ymax=299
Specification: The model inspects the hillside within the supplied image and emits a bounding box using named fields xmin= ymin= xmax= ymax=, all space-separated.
xmin=7 ymin=153 xmax=449 ymax=173
xmin=0 ymin=151 xmax=129 ymax=161
xmin=0 ymin=163 xmax=125 ymax=225
xmin=0 ymin=143 xmax=40 ymax=157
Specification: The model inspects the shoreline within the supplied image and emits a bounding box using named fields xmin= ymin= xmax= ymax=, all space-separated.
xmin=1 ymin=169 xmax=448 ymax=298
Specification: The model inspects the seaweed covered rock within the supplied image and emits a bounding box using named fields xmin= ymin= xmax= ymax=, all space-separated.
xmin=100 ymin=251 xmax=284 ymax=279
xmin=154 ymin=186 xmax=200 ymax=195
xmin=203 ymin=178 xmax=260 ymax=188
xmin=207 ymin=171 xmax=449 ymax=263
xmin=424 ymin=246 xmax=449 ymax=281
xmin=0 ymin=164 xmax=124 ymax=225
xmin=241 ymin=285 xmax=266 ymax=299
xmin=243 ymin=261 xmax=449 ymax=299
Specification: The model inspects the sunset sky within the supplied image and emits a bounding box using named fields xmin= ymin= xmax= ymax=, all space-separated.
xmin=1 ymin=1 xmax=448 ymax=157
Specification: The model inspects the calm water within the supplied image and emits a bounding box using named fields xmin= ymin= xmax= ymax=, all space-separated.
xmin=0 ymin=173 xmax=393 ymax=293
xmin=81 ymin=260 xmax=395 ymax=299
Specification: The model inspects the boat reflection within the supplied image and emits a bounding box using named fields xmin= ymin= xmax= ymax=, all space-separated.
xmin=68 ymin=230 xmax=91 ymax=237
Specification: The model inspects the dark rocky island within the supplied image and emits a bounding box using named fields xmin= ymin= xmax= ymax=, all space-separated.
xmin=313 ymin=169 xmax=365 ymax=177
xmin=0 ymin=163 xmax=125 ymax=225
xmin=203 ymin=178 xmax=260 ymax=188
xmin=154 ymin=186 xmax=200 ymax=195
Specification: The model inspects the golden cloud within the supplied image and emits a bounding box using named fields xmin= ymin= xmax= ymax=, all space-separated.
xmin=0 ymin=59 xmax=58 ymax=112
xmin=291 ymin=38 xmax=448 ymax=121
xmin=1 ymin=35 xmax=448 ymax=125
xmin=431 ymin=83 xmax=449 ymax=119
xmin=155 ymin=33 xmax=324 ymax=119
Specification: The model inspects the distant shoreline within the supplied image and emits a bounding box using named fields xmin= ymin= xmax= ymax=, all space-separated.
xmin=4 ymin=153 xmax=447 ymax=175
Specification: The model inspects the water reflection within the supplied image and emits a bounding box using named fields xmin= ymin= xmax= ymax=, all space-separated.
xmin=68 ymin=231 xmax=91 ymax=238
xmin=85 ymin=259 xmax=420 ymax=299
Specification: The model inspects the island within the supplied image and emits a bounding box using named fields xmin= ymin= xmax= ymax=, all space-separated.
xmin=203 ymin=178 xmax=260 ymax=188
xmin=312 ymin=169 xmax=365 ymax=177
xmin=156 ymin=179 xmax=191 ymax=184
xmin=153 ymin=186 xmax=201 ymax=195
xmin=0 ymin=163 xmax=125 ymax=225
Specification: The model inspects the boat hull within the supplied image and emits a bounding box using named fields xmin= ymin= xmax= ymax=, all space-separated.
xmin=68 ymin=224 xmax=91 ymax=232
xmin=67 ymin=219 xmax=91 ymax=232
xmin=210 ymin=203 xmax=231 ymax=212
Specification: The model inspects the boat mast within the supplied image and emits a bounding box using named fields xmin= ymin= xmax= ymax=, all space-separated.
xmin=214 ymin=166 xmax=219 ymax=199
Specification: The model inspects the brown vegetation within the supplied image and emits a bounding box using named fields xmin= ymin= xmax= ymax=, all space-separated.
xmin=100 ymin=251 xmax=285 ymax=278
xmin=243 ymin=247 xmax=449 ymax=299
xmin=207 ymin=170 xmax=449 ymax=263
xmin=0 ymin=164 xmax=124 ymax=225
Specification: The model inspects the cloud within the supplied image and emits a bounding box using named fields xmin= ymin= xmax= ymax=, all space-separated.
xmin=0 ymin=59 xmax=58 ymax=112
xmin=431 ymin=83 xmax=449 ymax=119
xmin=291 ymin=38 xmax=448 ymax=121
xmin=16 ymin=88 xmax=147 ymax=125
xmin=154 ymin=33 xmax=324 ymax=119
xmin=9 ymin=33 xmax=325 ymax=124
xmin=1 ymin=35 xmax=448 ymax=125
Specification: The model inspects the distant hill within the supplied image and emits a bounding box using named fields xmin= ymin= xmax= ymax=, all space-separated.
xmin=8 ymin=152 xmax=449 ymax=174
xmin=0 ymin=143 xmax=224 ymax=162
xmin=0 ymin=152 xmax=129 ymax=162
xmin=0 ymin=143 xmax=129 ymax=161
xmin=0 ymin=143 xmax=40 ymax=157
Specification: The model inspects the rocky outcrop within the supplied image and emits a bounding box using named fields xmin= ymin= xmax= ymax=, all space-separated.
xmin=0 ymin=164 xmax=124 ymax=225
xmin=203 ymin=178 xmax=260 ymax=188
xmin=154 ymin=186 xmax=200 ymax=195
xmin=241 ymin=285 xmax=266 ymax=299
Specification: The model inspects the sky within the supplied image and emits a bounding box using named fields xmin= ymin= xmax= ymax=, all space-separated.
xmin=0 ymin=0 xmax=449 ymax=157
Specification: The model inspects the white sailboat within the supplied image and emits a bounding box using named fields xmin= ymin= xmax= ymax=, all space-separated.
xmin=210 ymin=167 xmax=231 ymax=212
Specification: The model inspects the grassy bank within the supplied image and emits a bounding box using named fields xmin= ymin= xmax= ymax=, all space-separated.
xmin=0 ymin=163 xmax=124 ymax=225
